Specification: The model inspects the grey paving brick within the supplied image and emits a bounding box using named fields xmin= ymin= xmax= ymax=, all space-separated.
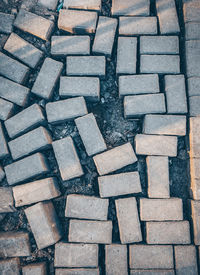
xmin=52 ymin=136 xmax=83 ymax=181
xmin=186 ymin=40 xmax=200 ymax=78
xmin=135 ymin=134 xmax=177 ymax=157
xmin=140 ymin=55 xmax=180 ymax=74
xmin=59 ymin=77 xmax=100 ymax=101
xmin=13 ymin=177 xmax=61 ymax=207
xmin=0 ymin=166 xmax=5 ymax=182
xmin=58 ymin=9 xmax=97 ymax=34
xmin=185 ymin=22 xmax=200 ymax=40
xmin=190 ymin=158 xmax=200 ymax=200
xmin=0 ymin=12 xmax=15 ymax=34
xmin=124 ymin=94 xmax=166 ymax=117
xmin=183 ymin=1 xmax=200 ymax=23
xmin=0 ymin=122 xmax=9 ymax=159
xmin=0 ymin=98 xmax=14 ymax=121
xmin=115 ymin=197 xmax=142 ymax=244
xmin=112 ymin=0 xmax=150 ymax=16
xmin=189 ymin=96 xmax=200 ymax=117
xmin=188 ymin=77 xmax=200 ymax=97
xmin=189 ymin=117 xmax=200 ymax=158
xmin=98 ymin=171 xmax=142 ymax=198
xmin=146 ymin=221 xmax=191 ymax=244
xmin=55 ymin=268 xmax=100 ymax=275
xmin=0 ymin=187 xmax=14 ymax=213
xmin=5 ymin=103 xmax=45 ymax=139
xmin=38 ymin=0 xmax=58 ymax=10
xmin=54 ymin=242 xmax=98 ymax=267
xmin=22 ymin=262 xmax=47 ymax=275
xmin=5 ymin=152 xmax=49 ymax=185
xmin=93 ymin=16 xmax=117 ymax=56
xmin=119 ymin=16 xmax=157 ymax=35
xmin=66 ymin=56 xmax=105 ymax=76
xmin=68 ymin=219 xmax=112 ymax=244
xmin=130 ymin=270 xmax=175 ymax=275
xmin=14 ymin=9 xmax=54 ymax=41
xmin=25 ymin=201 xmax=62 ymax=249
xmin=116 ymin=37 xmax=137 ymax=75
xmin=63 ymin=0 xmax=101 ymax=11
xmin=75 ymin=113 xmax=107 ymax=156
xmin=0 ymin=258 xmax=20 ymax=275
xmin=65 ymin=194 xmax=108 ymax=220
xmin=93 ymin=142 xmax=137 ymax=175
xmin=191 ymin=200 xmax=200 ymax=245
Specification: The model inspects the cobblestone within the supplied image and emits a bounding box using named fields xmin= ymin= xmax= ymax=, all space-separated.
xmin=63 ymin=0 xmax=101 ymax=11
xmin=55 ymin=268 xmax=100 ymax=275
xmin=0 ymin=98 xmax=14 ymax=121
xmin=111 ymin=0 xmax=150 ymax=16
xmin=0 ymin=122 xmax=9 ymax=160
xmin=185 ymin=22 xmax=200 ymax=40
xmin=186 ymin=40 xmax=200 ymax=78
xmin=183 ymin=1 xmax=200 ymax=23
xmin=0 ymin=12 xmax=15 ymax=34
xmin=38 ymin=0 xmax=58 ymax=10
xmin=0 ymin=258 xmax=20 ymax=275
xmin=22 ymin=262 xmax=47 ymax=275
xmin=130 ymin=269 xmax=175 ymax=275
xmin=187 ymin=77 xmax=200 ymax=97
xmin=0 ymin=166 xmax=5 ymax=182
xmin=0 ymin=187 xmax=14 ymax=213
xmin=189 ymin=96 xmax=200 ymax=117
xmin=191 ymin=200 xmax=200 ymax=245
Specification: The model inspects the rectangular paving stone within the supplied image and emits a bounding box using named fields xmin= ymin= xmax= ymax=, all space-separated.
xmin=186 ymin=40 xmax=200 ymax=78
xmin=140 ymin=55 xmax=180 ymax=74
xmin=191 ymin=200 xmax=200 ymax=245
xmin=130 ymin=270 xmax=175 ymax=275
xmin=115 ymin=197 xmax=142 ymax=244
xmin=0 ymin=187 xmax=14 ymax=213
xmin=65 ymin=194 xmax=108 ymax=220
xmin=22 ymin=262 xmax=46 ymax=275
xmin=0 ymin=231 xmax=31 ymax=257
xmin=64 ymin=0 xmax=101 ymax=11
xmin=55 ymin=268 xmax=100 ymax=275
xmin=0 ymin=12 xmax=15 ymax=34
xmin=0 ymin=122 xmax=9 ymax=159
xmin=135 ymin=134 xmax=178 ymax=157
xmin=143 ymin=115 xmax=186 ymax=136
xmin=189 ymin=117 xmax=200 ymax=158
xmin=116 ymin=37 xmax=137 ymax=75
xmin=174 ymin=245 xmax=198 ymax=275
xmin=54 ymin=242 xmax=98 ymax=267
xmin=165 ymin=75 xmax=187 ymax=114
xmin=0 ymin=166 xmax=5 ymax=182
xmin=183 ymin=1 xmax=200 ymax=23
xmin=59 ymin=76 xmax=100 ymax=101
xmin=129 ymin=245 xmax=173 ymax=269
xmin=105 ymin=244 xmax=128 ymax=275
xmin=185 ymin=22 xmax=200 ymax=40
xmin=51 ymin=35 xmax=90 ymax=55
xmin=119 ymin=74 xmax=160 ymax=96
xmin=5 ymin=103 xmax=45 ymax=139
xmin=68 ymin=219 xmax=112 ymax=244
xmin=75 ymin=113 xmax=107 ymax=156
xmin=98 ymin=171 xmax=142 ymax=198
xmin=112 ymin=0 xmax=150 ymax=16
xmin=25 ymin=201 xmax=62 ymax=249
xmin=31 ymin=57 xmax=63 ymax=99
xmin=0 ymin=98 xmax=14 ymax=121
xmin=58 ymin=9 xmax=97 ymax=34
xmin=0 ymin=258 xmax=20 ymax=275
xmin=187 ymin=77 xmax=200 ymax=97
xmin=5 ymin=152 xmax=49 ymax=185
xmin=13 ymin=177 xmax=61 ymax=207
xmin=190 ymin=158 xmax=200 ymax=200
xmin=52 ymin=136 xmax=83 ymax=181
xmin=189 ymin=96 xmax=200 ymax=116
xmin=46 ymin=97 xmax=88 ymax=124
xmin=93 ymin=142 xmax=137 ymax=175
xmin=92 ymin=16 xmax=117 ymax=56
xmin=124 ymin=94 xmax=166 ymax=118
xmin=146 ymin=156 xmax=170 ymax=198
xmin=14 ymin=9 xmax=54 ymax=40
xmin=146 ymin=221 xmax=191 ymax=244
xmin=66 ymin=56 xmax=105 ymax=76
xmin=119 ymin=16 xmax=157 ymax=35
xmin=38 ymin=0 xmax=58 ymax=10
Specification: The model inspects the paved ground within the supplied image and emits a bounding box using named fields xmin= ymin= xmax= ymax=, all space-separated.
xmin=0 ymin=0 xmax=200 ymax=274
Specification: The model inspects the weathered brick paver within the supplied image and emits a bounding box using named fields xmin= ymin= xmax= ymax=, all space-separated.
xmin=183 ymin=1 xmax=200 ymax=23
xmin=0 ymin=187 xmax=14 ymax=213
xmin=0 ymin=122 xmax=9 ymax=159
xmin=189 ymin=116 xmax=200 ymax=158
xmin=186 ymin=40 xmax=200 ymax=78
xmin=63 ymin=0 xmax=101 ymax=11
xmin=189 ymin=96 xmax=200 ymax=117
xmin=0 ymin=166 xmax=5 ymax=182
xmin=0 ymin=12 xmax=15 ymax=34
xmin=22 ymin=262 xmax=47 ymax=275
xmin=130 ymin=269 xmax=175 ymax=275
xmin=112 ymin=0 xmax=150 ymax=16
xmin=55 ymin=268 xmax=100 ymax=275
xmin=0 ymin=258 xmax=20 ymax=275
xmin=38 ymin=0 xmax=58 ymax=10
xmin=0 ymin=98 xmax=14 ymax=121
xmin=191 ymin=200 xmax=200 ymax=245
xmin=119 ymin=17 xmax=157 ymax=35
xmin=185 ymin=22 xmax=200 ymax=40
xmin=188 ymin=77 xmax=200 ymax=97
xmin=190 ymin=157 xmax=200 ymax=200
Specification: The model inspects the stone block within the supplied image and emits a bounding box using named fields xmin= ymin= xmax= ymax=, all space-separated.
xmin=63 ymin=0 xmax=101 ymax=11
xmin=190 ymin=158 xmax=200 ymax=200
xmin=189 ymin=96 xmax=200 ymax=116
xmin=55 ymin=269 xmax=100 ymax=275
xmin=0 ymin=122 xmax=9 ymax=159
xmin=189 ymin=117 xmax=200 ymax=158
xmin=186 ymin=40 xmax=200 ymax=78
xmin=187 ymin=77 xmax=200 ymax=97
xmin=0 ymin=187 xmax=14 ymax=213
xmin=22 ymin=262 xmax=47 ymax=275
xmin=38 ymin=0 xmax=58 ymax=10
xmin=0 ymin=166 xmax=5 ymax=182
xmin=130 ymin=270 xmax=175 ymax=275
xmin=183 ymin=1 xmax=200 ymax=23
xmin=0 ymin=98 xmax=14 ymax=121
xmin=0 ymin=258 xmax=20 ymax=275
xmin=191 ymin=200 xmax=200 ymax=245
xmin=185 ymin=22 xmax=200 ymax=40
xmin=0 ymin=12 xmax=15 ymax=34
xmin=112 ymin=0 xmax=150 ymax=16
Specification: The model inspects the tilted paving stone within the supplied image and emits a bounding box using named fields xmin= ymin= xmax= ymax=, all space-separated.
xmin=14 ymin=9 xmax=54 ymax=41
xmin=130 ymin=270 xmax=175 ymax=275
xmin=111 ymin=0 xmax=150 ymax=16
xmin=0 ymin=187 xmax=14 ymax=213
xmin=185 ymin=40 xmax=200 ymax=78
xmin=38 ymin=0 xmax=58 ymax=10
xmin=189 ymin=116 xmax=200 ymax=158
xmin=0 ymin=258 xmax=20 ymax=275
xmin=5 ymin=103 xmax=45 ymax=139
xmin=189 ymin=96 xmax=200 ymax=117
xmin=13 ymin=177 xmax=61 ymax=207
xmin=185 ymin=22 xmax=200 ymax=40
xmin=59 ymin=76 xmax=100 ymax=101
xmin=0 ymin=166 xmax=5 ymax=182
xmin=187 ymin=77 xmax=200 ymax=97
xmin=52 ymin=136 xmax=83 ymax=181
xmin=22 ymin=262 xmax=47 ymax=275
xmin=55 ymin=268 xmax=100 ymax=275
xmin=0 ymin=98 xmax=14 ymax=121
xmin=191 ymin=200 xmax=200 ymax=245
xmin=65 ymin=194 xmax=108 ymax=220
xmin=63 ymin=0 xmax=101 ymax=11
xmin=190 ymin=157 xmax=200 ymax=200
xmin=0 ymin=12 xmax=15 ymax=34
xmin=0 ymin=122 xmax=9 ymax=159
xmin=98 ymin=171 xmax=142 ymax=198
xmin=93 ymin=142 xmax=137 ymax=175
xmin=68 ymin=219 xmax=112 ymax=244
xmin=25 ymin=201 xmax=62 ymax=249
xmin=116 ymin=37 xmax=137 ymax=75
xmin=183 ymin=0 xmax=200 ymax=23
xmin=115 ymin=197 xmax=142 ymax=244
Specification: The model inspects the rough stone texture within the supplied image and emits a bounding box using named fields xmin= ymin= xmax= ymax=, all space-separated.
xmin=13 ymin=177 xmax=61 ymax=207
xmin=59 ymin=77 xmax=100 ymax=101
xmin=140 ymin=55 xmax=180 ymax=74
xmin=116 ymin=37 xmax=137 ymax=75
xmin=105 ymin=244 xmax=128 ymax=275
xmin=63 ymin=0 xmax=101 ymax=11
xmin=14 ymin=9 xmax=54 ymax=41
xmin=190 ymin=158 xmax=200 ymax=200
xmin=22 ymin=262 xmax=47 ymax=275
xmin=5 ymin=153 xmax=49 ymax=185
xmin=58 ymin=9 xmax=97 ymax=34
xmin=191 ymin=200 xmax=200 ymax=245
xmin=68 ymin=219 xmax=112 ymax=244
xmin=119 ymin=17 xmax=157 ymax=35
xmin=0 ymin=98 xmax=14 ymax=121
xmin=55 ymin=268 xmax=100 ymax=275
xmin=38 ymin=0 xmax=58 ymax=10
xmin=93 ymin=16 xmax=117 ymax=56
xmin=143 ymin=115 xmax=186 ymax=136
xmin=0 ymin=12 xmax=15 ymax=34
xmin=65 ymin=194 xmax=108 ymax=220
xmin=115 ymin=197 xmax=142 ymax=244
xmin=183 ymin=1 xmax=200 ymax=23
xmin=75 ymin=113 xmax=107 ymax=156
xmin=0 ymin=187 xmax=14 ymax=213
xmin=124 ymin=94 xmax=166 ymax=117
xmin=187 ymin=77 xmax=200 ymax=97
xmin=54 ymin=242 xmax=98 ymax=267
xmin=130 ymin=270 xmax=175 ymax=275
xmin=0 ymin=231 xmax=31 ymax=257
xmin=146 ymin=221 xmax=191 ymax=244
xmin=98 ymin=171 xmax=142 ymax=198
xmin=0 ymin=166 xmax=5 ymax=182
xmin=0 ymin=122 xmax=9 ymax=159
xmin=52 ymin=136 xmax=83 ymax=181
xmin=185 ymin=22 xmax=200 ymax=40
xmin=32 ymin=58 xmax=63 ymax=99
xmin=135 ymin=134 xmax=177 ymax=157
xmin=25 ymin=201 xmax=62 ymax=249
xmin=0 ymin=258 xmax=20 ymax=275
xmin=189 ymin=117 xmax=200 ymax=158
xmin=119 ymin=74 xmax=160 ymax=96
xmin=93 ymin=142 xmax=137 ymax=175
xmin=5 ymin=103 xmax=45 ymax=139
xmin=112 ymin=0 xmax=150 ymax=16
xmin=189 ymin=96 xmax=200 ymax=117
xmin=46 ymin=97 xmax=88 ymax=124
xmin=146 ymin=156 xmax=170 ymax=198
xmin=186 ymin=40 xmax=200 ymax=78
xmin=129 ymin=245 xmax=173 ymax=269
